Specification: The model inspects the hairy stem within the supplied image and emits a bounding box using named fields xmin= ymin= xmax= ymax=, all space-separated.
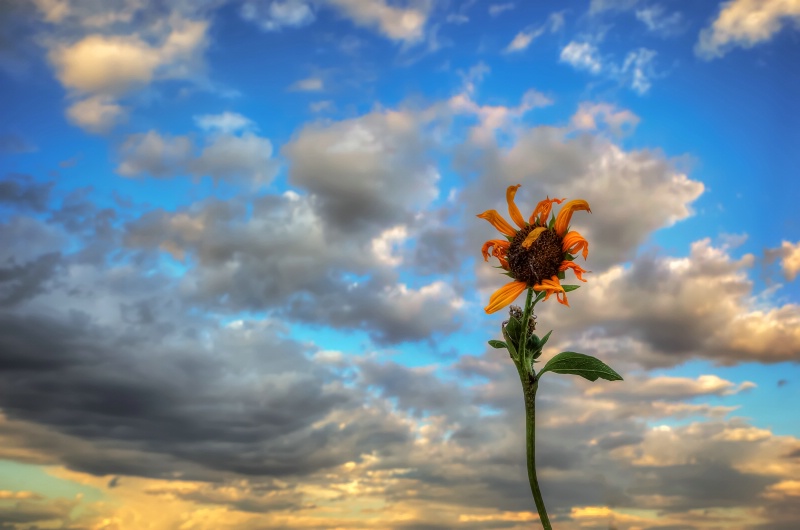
xmin=518 ymin=369 xmax=552 ymax=529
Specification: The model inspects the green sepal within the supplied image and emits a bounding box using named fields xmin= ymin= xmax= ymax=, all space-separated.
xmin=533 ymin=291 xmax=546 ymax=304
xmin=538 ymin=352 xmax=623 ymax=382
xmin=561 ymin=284 xmax=581 ymax=292
xmin=501 ymin=271 xmax=515 ymax=278
xmin=557 ymin=270 xmax=566 ymax=280
xmin=548 ymin=214 xmax=555 ymax=229
xmin=563 ymin=253 xmax=576 ymax=262
xmin=538 ymin=330 xmax=552 ymax=348
xmin=488 ymin=340 xmax=507 ymax=349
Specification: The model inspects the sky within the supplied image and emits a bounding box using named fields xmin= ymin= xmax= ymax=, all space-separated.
xmin=1 ymin=0 xmax=799 ymax=528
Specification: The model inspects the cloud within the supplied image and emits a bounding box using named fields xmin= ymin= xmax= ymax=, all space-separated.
xmin=48 ymin=17 xmax=208 ymax=97
xmin=283 ymin=108 xmax=440 ymax=231
xmin=41 ymin=11 xmax=210 ymax=133
xmin=326 ymin=0 xmax=429 ymax=43
xmin=489 ymin=3 xmax=515 ymax=17
xmin=194 ymin=112 xmax=255 ymax=134
xmin=635 ymin=4 xmax=685 ymax=35
xmin=539 ymin=238 xmax=800 ymax=367
xmin=0 ymin=174 xmax=54 ymax=212
xmin=559 ymin=41 xmax=603 ymax=74
xmin=766 ymin=240 xmax=800 ymax=281
xmin=503 ymin=12 xmax=563 ymax=53
xmin=589 ymin=0 xmax=639 ymax=14
xmin=289 ymin=76 xmax=324 ymax=91
xmin=570 ymin=102 xmax=640 ymax=136
xmin=65 ymin=94 xmax=127 ymax=133
xmin=0 ymin=133 xmax=35 ymax=154
xmin=696 ymin=0 xmax=800 ymax=59
xmin=239 ymin=0 xmax=315 ymax=31
xmin=117 ymin=125 xmax=278 ymax=184
xmin=560 ymin=42 xmax=659 ymax=94
xmin=622 ymin=47 xmax=658 ymax=94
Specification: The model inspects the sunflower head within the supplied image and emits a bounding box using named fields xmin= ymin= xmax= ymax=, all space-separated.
xmin=478 ymin=185 xmax=592 ymax=313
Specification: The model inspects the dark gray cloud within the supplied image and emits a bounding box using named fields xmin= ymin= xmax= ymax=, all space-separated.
xmin=0 ymin=174 xmax=53 ymax=211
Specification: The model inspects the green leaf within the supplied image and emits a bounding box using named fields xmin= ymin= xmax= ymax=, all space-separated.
xmin=561 ymin=284 xmax=581 ymax=292
xmin=488 ymin=340 xmax=507 ymax=349
xmin=539 ymin=352 xmax=623 ymax=382
xmin=534 ymin=291 xmax=546 ymax=304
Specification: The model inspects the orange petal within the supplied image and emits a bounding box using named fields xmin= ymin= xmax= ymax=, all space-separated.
xmin=477 ymin=210 xmax=517 ymax=238
xmin=484 ymin=280 xmax=527 ymax=314
xmin=506 ymin=184 xmax=527 ymax=229
xmin=562 ymin=230 xmax=589 ymax=260
xmin=529 ymin=196 xmax=565 ymax=227
xmin=521 ymin=227 xmax=547 ymax=249
xmin=559 ymin=261 xmax=590 ymax=282
xmin=481 ymin=239 xmax=510 ymax=269
xmin=554 ymin=199 xmax=591 ymax=236
xmin=534 ymin=276 xmax=570 ymax=306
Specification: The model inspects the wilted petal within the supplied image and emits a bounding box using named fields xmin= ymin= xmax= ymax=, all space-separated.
xmin=554 ymin=199 xmax=591 ymax=236
xmin=477 ymin=210 xmax=517 ymax=237
xmin=485 ymin=280 xmax=527 ymax=314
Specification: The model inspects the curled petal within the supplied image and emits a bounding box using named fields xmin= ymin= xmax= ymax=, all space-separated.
xmin=521 ymin=227 xmax=547 ymax=249
xmin=533 ymin=275 xmax=569 ymax=306
xmin=529 ymin=196 xmax=565 ymax=227
xmin=485 ymin=281 xmax=527 ymax=314
xmin=477 ymin=210 xmax=517 ymax=238
xmin=554 ymin=199 xmax=591 ymax=236
xmin=562 ymin=230 xmax=589 ymax=260
xmin=481 ymin=239 xmax=510 ymax=269
xmin=506 ymin=184 xmax=527 ymax=229
xmin=559 ymin=261 xmax=590 ymax=282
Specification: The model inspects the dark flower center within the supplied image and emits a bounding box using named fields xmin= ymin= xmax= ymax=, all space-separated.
xmin=507 ymin=225 xmax=563 ymax=285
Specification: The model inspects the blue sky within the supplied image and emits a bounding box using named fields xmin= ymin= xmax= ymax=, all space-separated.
xmin=1 ymin=0 xmax=800 ymax=528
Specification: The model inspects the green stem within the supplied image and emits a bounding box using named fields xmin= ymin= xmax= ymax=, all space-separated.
xmin=518 ymin=286 xmax=552 ymax=529
xmin=518 ymin=369 xmax=552 ymax=530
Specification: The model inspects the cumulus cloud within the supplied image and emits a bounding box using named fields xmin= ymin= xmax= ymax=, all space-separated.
xmin=48 ymin=17 xmax=208 ymax=96
xmin=696 ymin=0 xmax=800 ymax=60
xmin=489 ymin=3 xmax=515 ymax=17
xmin=65 ymin=94 xmax=127 ymax=133
xmin=560 ymin=41 xmax=603 ymax=74
xmin=504 ymin=12 xmax=564 ymax=53
xmin=326 ymin=0 xmax=429 ymax=43
xmin=283 ymin=108 xmax=441 ymax=231
xmin=570 ymin=102 xmax=640 ymax=136
xmin=117 ymin=122 xmax=278 ymax=184
xmin=40 ymin=9 xmax=210 ymax=133
xmin=766 ymin=240 xmax=800 ymax=281
xmin=194 ymin=112 xmax=255 ymax=134
xmin=289 ymin=76 xmax=324 ymax=91
xmin=537 ymin=238 xmax=800 ymax=367
xmin=635 ymin=3 xmax=685 ymax=35
xmin=239 ymin=0 xmax=315 ymax=31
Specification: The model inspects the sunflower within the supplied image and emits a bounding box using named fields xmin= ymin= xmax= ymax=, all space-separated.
xmin=478 ymin=185 xmax=591 ymax=313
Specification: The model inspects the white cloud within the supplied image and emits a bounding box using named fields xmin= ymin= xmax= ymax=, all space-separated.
xmin=117 ymin=127 xmax=278 ymax=184
xmin=290 ymin=77 xmax=324 ymax=92
xmin=766 ymin=240 xmax=800 ymax=281
xmin=240 ymin=0 xmax=315 ymax=31
xmin=48 ymin=17 xmax=208 ymax=97
xmin=489 ymin=3 xmax=515 ymax=17
xmin=326 ymin=0 xmax=429 ymax=42
xmin=66 ymin=95 xmax=127 ymax=134
xmin=570 ymin=102 xmax=640 ymax=136
xmin=503 ymin=12 xmax=563 ymax=53
xmin=622 ymin=47 xmax=657 ymax=94
xmin=309 ymin=100 xmax=333 ymax=112
xmin=696 ymin=0 xmax=800 ymax=60
xmin=504 ymin=28 xmax=542 ymax=53
xmin=635 ymin=4 xmax=685 ymax=35
xmin=194 ymin=112 xmax=255 ymax=134
xmin=589 ymin=0 xmax=639 ymax=14
xmin=560 ymin=41 xmax=603 ymax=74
